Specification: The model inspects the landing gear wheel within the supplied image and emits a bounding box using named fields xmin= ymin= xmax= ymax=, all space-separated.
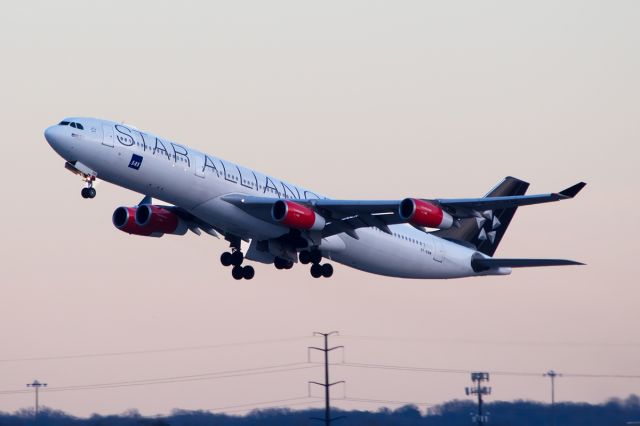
xmin=231 ymin=265 xmax=244 ymax=280
xmin=274 ymin=257 xmax=288 ymax=270
xmin=231 ymin=251 xmax=244 ymax=266
xmin=220 ymin=252 xmax=232 ymax=267
xmin=284 ymin=261 xmax=293 ymax=270
xmin=310 ymin=251 xmax=322 ymax=265
xmin=87 ymin=187 xmax=96 ymax=198
xmin=321 ymin=263 xmax=334 ymax=278
xmin=81 ymin=188 xmax=89 ymax=198
xmin=310 ymin=263 xmax=323 ymax=278
xmin=242 ymin=265 xmax=255 ymax=280
xmin=299 ymin=250 xmax=311 ymax=265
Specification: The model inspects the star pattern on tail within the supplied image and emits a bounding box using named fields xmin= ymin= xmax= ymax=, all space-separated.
xmin=475 ymin=210 xmax=502 ymax=245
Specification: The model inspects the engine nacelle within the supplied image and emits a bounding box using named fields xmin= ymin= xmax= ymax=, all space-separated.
xmin=399 ymin=198 xmax=454 ymax=229
xmin=112 ymin=205 xmax=188 ymax=237
xmin=112 ymin=206 xmax=155 ymax=236
xmin=272 ymin=200 xmax=326 ymax=231
xmin=135 ymin=205 xmax=189 ymax=236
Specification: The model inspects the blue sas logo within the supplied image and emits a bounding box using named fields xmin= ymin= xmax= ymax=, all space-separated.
xmin=128 ymin=154 xmax=143 ymax=170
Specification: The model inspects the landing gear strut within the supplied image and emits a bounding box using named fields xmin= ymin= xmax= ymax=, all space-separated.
xmin=220 ymin=237 xmax=254 ymax=280
xmin=81 ymin=176 xmax=96 ymax=199
xmin=300 ymin=250 xmax=333 ymax=278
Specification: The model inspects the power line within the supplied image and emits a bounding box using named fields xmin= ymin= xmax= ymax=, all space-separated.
xmin=337 ymin=334 xmax=640 ymax=348
xmin=45 ymin=365 xmax=315 ymax=393
xmin=336 ymin=362 xmax=640 ymax=379
xmin=0 ymin=363 xmax=318 ymax=396
xmin=0 ymin=336 xmax=310 ymax=363
xmin=4 ymin=334 xmax=632 ymax=365
xmin=561 ymin=372 xmax=640 ymax=379
xmin=340 ymin=362 xmax=472 ymax=375
xmin=3 ymin=360 xmax=636 ymax=399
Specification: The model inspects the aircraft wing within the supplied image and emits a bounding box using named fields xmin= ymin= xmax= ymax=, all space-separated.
xmin=432 ymin=182 xmax=586 ymax=215
xmin=221 ymin=181 xmax=585 ymax=239
xmin=286 ymin=181 xmax=585 ymax=219
xmin=221 ymin=194 xmax=405 ymax=239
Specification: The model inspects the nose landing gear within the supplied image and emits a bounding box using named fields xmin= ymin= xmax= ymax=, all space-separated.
xmin=80 ymin=176 xmax=96 ymax=199
xmin=81 ymin=187 xmax=96 ymax=199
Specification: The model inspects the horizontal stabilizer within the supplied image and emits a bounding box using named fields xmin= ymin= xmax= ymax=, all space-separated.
xmin=472 ymin=257 xmax=584 ymax=272
xmin=559 ymin=182 xmax=587 ymax=198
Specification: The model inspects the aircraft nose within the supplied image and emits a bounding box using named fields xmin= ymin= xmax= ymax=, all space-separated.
xmin=44 ymin=125 xmax=60 ymax=147
xmin=44 ymin=124 xmax=71 ymax=157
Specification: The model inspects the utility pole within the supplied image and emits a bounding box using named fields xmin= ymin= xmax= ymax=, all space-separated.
xmin=544 ymin=370 xmax=562 ymax=426
xmin=465 ymin=372 xmax=491 ymax=425
xmin=26 ymin=380 xmax=47 ymax=418
xmin=309 ymin=331 xmax=345 ymax=426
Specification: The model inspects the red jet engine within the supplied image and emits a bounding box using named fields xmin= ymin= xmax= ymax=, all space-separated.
xmin=112 ymin=205 xmax=188 ymax=237
xmin=272 ymin=200 xmax=326 ymax=231
xmin=399 ymin=198 xmax=454 ymax=229
xmin=112 ymin=206 xmax=153 ymax=236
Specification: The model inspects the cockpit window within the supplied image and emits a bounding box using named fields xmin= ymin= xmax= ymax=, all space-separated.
xmin=59 ymin=121 xmax=84 ymax=130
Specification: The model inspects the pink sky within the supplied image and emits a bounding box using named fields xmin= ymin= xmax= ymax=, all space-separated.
xmin=0 ymin=0 xmax=639 ymax=417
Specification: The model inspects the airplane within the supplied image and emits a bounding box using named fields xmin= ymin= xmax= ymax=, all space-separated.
xmin=44 ymin=117 xmax=585 ymax=281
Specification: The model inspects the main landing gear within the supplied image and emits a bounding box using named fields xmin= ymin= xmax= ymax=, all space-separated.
xmin=80 ymin=176 xmax=96 ymax=199
xmin=299 ymin=250 xmax=333 ymax=279
xmin=273 ymin=257 xmax=293 ymax=270
xmin=220 ymin=239 xmax=254 ymax=280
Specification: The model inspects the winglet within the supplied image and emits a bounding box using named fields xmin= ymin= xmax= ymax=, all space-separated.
xmin=559 ymin=182 xmax=586 ymax=198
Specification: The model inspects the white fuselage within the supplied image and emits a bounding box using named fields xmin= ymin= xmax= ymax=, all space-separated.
xmin=45 ymin=117 xmax=509 ymax=279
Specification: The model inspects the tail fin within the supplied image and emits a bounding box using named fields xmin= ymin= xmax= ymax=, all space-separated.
xmin=434 ymin=176 xmax=529 ymax=256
